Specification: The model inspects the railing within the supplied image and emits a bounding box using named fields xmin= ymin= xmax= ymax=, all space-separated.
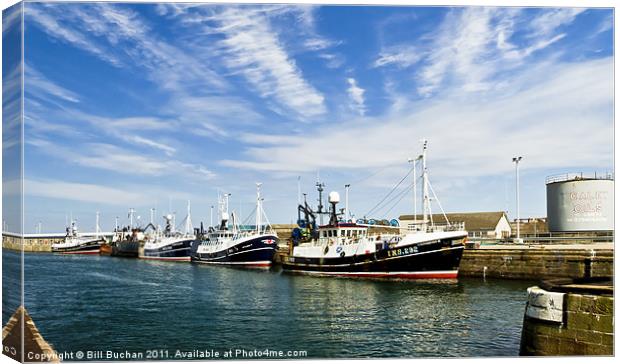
xmin=545 ymin=172 xmax=614 ymax=184
xmin=407 ymin=221 xmax=465 ymax=233
xmin=468 ymin=231 xmax=613 ymax=246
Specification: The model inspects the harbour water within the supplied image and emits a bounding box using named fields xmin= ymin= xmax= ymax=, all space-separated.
xmin=3 ymin=250 xmax=535 ymax=359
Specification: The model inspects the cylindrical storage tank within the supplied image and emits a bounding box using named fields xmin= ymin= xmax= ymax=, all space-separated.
xmin=546 ymin=173 xmax=614 ymax=232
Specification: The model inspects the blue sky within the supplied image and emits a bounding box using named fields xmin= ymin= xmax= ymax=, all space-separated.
xmin=2 ymin=2 xmax=614 ymax=233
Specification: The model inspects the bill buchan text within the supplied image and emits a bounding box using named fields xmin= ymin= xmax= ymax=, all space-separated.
xmin=28 ymin=348 xmax=308 ymax=360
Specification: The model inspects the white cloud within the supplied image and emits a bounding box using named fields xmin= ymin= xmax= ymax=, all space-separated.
xmin=373 ymin=45 xmax=422 ymax=69
xmin=131 ymin=136 xmax=177 ymax=156
xmin=24 ymin=179 xmax=192 ymax=206
xmin=318 ymin=53 xmax=345 ymax=69
xmin=25 ymin=5 xmax=123 ymax=66
xmin=27 ymin=139 xmax=215 ymax=180
xmin=527 ymin=8 xmax=585 ymax=38
xmin=209 ymin=7 xmax=326 ymax=118
xmin=25 ymin=64 xmax=80 ymax=103
xmin=2 ymin=3 xmax=21 ymax=35
xmin=346 ymin=78 xmax=366 ymax=116
xmin=220 ymin=58 xmax=613 ymax=181
xmin=413 ymin=7 xmax=585 ymax=96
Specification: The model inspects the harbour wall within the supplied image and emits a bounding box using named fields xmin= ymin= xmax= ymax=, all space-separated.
xmin=3 ymin=235 xmax=614 ymax=282
xmin=520 ymin=285 xmax=613 ymax=355
xmin=459 ymin=244 xmax=613 ymax=280
xmin=2 ymin=235 xmax=58 ymax=252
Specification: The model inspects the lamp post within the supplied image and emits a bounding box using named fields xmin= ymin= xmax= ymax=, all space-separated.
xmin=512 ymin=156 xmax=523 ymax=242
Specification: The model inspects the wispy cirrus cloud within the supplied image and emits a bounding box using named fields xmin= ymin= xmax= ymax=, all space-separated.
xmin=24 ymin=179 xmax=192 ymax=206
xmin=373 ymin=45 xmax=422 ymax=69
xmin=158 ymin=4 xmax=328 ymax=119
xmin=207 ymin=7 xmax=326 ymax=118
xmin=26 ymin=65 xmax=80 ymax=103
xmin=220 ymin=57 xmax=613 ymax=179
xmin=27 ymin=138 xmax=215 ymax=180
xmin=373 ymin=7 xmax=587 ymax=97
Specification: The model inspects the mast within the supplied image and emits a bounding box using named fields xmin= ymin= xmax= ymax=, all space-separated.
xmin=128 ymin=208 xmax=135 ymax=228
xmin=185 ymin=200 xmax=192 ymax=235
xmin=421 ymin=139 xmax=429 ymax=228
xmin=344 ymin=184 xmax=350 ymax=222
xmin=95 ymin=211 xmax=100 ymax=238
xmin=210 ymin=205 xmax=214 ymax=228
xmin=256 ymin=183 xmax=263 ymax=234
xmin=316 ymin=180 xmax=325 ymax=225
xmin=115 ymin=216 xmax=119 ymax=231
xmin=150 ymin=208 xmax=155 ymax=225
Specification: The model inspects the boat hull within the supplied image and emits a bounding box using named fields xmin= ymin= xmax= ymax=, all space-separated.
xmin=192 ymin=234 xmax=277 ymax=268
xmin=111 ymin=240 xmax=140 ymax=258
xmin=100 ymin=243 xmax=113 ymax=256
xmin=282 ymin=239 xmax=465 ymax=279
xmin=140 ymin=239 xmax=194 ymax=262
xmin=52 ymin=240 xmax=102 ymax=255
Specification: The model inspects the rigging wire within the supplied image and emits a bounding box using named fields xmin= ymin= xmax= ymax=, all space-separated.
xmin=365 ymin=168 xmax=414 ymax=217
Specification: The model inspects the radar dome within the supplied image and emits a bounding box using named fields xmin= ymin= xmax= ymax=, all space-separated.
xmin=328 ymin=191 xmax=340 ymax=204
xmin=221 ymin=212 xmax=230 ymax=221
xmin=165 ymin=214 xmax=173 ymax=221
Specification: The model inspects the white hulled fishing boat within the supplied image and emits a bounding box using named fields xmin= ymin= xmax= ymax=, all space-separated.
xmin=52 ymin=213 xmax=105 ymax=255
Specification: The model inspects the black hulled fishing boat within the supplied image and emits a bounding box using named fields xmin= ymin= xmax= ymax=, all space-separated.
xmin=282 ymin=140 xmax=468 ymax=279
xmin=192 ymin=184 xmax=278 ymax=268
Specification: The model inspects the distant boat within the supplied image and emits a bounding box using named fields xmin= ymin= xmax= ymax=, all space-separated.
xmin=192 ymin=184 xmax=278 ymax=268
xmin=52 ymin=218 xmax=104 ymax=255
xmin=110 ymin=227 xmax=146 ymax=258
xmin=140 ymin=201 xmax=195 ymax=262
xmin=109 ymin=209 xmax=154 ymax=258
xmin=282 ymin=140 xmax=468 ymax=279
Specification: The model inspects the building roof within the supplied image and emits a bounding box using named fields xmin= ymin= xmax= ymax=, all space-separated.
xmin=399 ymin=211 xmax=508 ymax=232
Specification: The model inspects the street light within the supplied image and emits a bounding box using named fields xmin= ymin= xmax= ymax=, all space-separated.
xmin=512 ymin=156 xmax=523 ymax=242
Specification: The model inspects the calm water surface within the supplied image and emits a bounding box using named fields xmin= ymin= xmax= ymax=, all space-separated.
xmin=3 ymin=250 xmax=534 ymax=359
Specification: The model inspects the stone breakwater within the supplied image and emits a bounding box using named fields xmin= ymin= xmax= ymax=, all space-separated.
xmin=2 ymin=235 xmax=60 ymax=252
xmin=459 ymin=244 xmax=613 ymax=280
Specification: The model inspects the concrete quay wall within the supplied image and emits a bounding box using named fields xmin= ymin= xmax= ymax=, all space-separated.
xmin=459 ymin=244 xmax=613 ymax=280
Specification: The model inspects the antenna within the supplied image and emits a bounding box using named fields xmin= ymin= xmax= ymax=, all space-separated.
xmin=297 ymin=176 xmax=301 ymax=205
xmin=256 ymin=183 xmax=263 ymax=234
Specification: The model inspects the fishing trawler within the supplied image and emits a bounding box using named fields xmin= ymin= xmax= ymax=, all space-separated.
xmin=140 ymin=202 xmax=195 ymax=262
xmin=192 ymin=184 xmax=278 ymax=268
xmin=52 ymin=214 xmax=105 ymax=254
xmin=282 ymin=140 xmax=468 ymax=279
xmin=110 ymin=209 xmax=154 ymax=258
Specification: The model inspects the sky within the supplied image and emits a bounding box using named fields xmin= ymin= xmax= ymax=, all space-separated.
xmin=1 ymin=2 xmax=614 ymax=233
